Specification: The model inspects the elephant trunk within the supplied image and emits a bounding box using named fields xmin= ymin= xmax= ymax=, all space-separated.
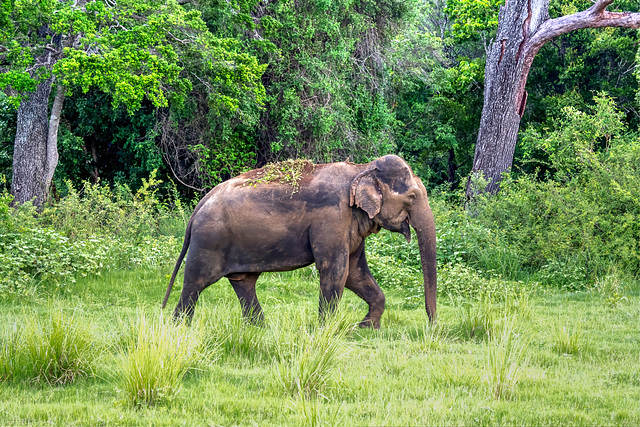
xmin=409 ymin=188 xmax=437 ymax=323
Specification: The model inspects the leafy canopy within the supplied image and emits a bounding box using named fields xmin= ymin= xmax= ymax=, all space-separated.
xmin=0 ymin=0 xmax=266 ymax=113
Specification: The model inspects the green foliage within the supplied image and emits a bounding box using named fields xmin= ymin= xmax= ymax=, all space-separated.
xmin=1 ymin=0 xmax=265 ymax=112
xmin=53 ymin=93 xmax=166 ymax=192
xmin=484 ymin=94 xmax=640 ymax=280
xmin=1 ymin=0 xmax=266 ymax=196
xmin=365 ymin=231 xmax=423 ymax=303
xmin=0 ymin=172 xmax=183 ymax=297
xmin=390 ymin=3 xmax=484 ymax=188
xmin=208 ymin=0 xmax=413 ymax=165
xmin=523 ymin=1 xmax=639 ymax=142
xmin=446 ymin=0 xmax=503 ymax=41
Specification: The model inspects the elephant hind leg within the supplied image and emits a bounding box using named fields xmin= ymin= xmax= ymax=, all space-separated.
xmin=227 ymin=273 xmax=264 ymax=324
xmin=174 ymin=254 xmax=224 ymax=322
xmin=345 ymin=243 xmax=385 ymax=329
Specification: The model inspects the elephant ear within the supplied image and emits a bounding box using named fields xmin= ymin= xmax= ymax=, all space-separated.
xmin=350 ymin=167 xmax=381 ymax=219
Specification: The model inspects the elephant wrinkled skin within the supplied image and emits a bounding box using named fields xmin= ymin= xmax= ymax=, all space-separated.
xmin=162 ymin=155 xmax=437 ymax=328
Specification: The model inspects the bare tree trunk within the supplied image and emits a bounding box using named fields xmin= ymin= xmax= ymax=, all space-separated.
xmin=11 ymin=78 xmax=54 ymax=207
xmin=10 ymin=78 xmax=65 ymax=207
xmin=467 ymin=0 xmax=640 ymax=201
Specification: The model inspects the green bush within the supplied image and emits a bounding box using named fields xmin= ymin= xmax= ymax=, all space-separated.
xmin=475 ymin=94 xmax=640 ymax=285
xmin=40 ymin=171 xmax=187 ymax=241
xmin=0 ymin=173 xmax=184 ymax=296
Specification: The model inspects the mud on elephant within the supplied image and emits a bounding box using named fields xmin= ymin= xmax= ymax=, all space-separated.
xmin=162 ymin=155 xmax=437 ymax=328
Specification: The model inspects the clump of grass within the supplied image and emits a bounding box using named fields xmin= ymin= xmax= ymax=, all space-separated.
xmin=276 ymin=309 xmax=354 ymax=399
xmin=550 ymin=320 xmax=588 ymax=355
xmin=502 ymin=288 xmax=533 ymax=319
xmin=0 ymin=307 xmax=95 ymax=385
xmin=115 ymin=311 xmax=206 ymax=407
xmin=417 ymin=318 xmax=449 ymax=353
xmin=219 ymin=317 xmax=267 ymax=361
xmin=0 ymin=326 xmax=23 ymax=382
xmin=427 ymin=355 xmax=482 ymax=389
xmin=484 ymin=316 xmax=529 ymax=400
xmin=455 ymin=294 xmax=495 ymax=340
xmin=476 ymin=245 xmax=523 ymax=281
xmin=594 ymin=271 xmax=629 ymax=309
xmin=198 ymin=301 xmax=269 ymax=362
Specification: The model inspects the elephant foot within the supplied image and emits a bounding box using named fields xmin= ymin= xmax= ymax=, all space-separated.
xmin=358 ymin=318 xmax=380 ymax=329
xmin=243 ymin=311 xmax=265 ymax=327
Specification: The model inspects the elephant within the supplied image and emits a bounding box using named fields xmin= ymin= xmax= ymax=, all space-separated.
xmin=162 ymin=155 xmax=437 ymax=328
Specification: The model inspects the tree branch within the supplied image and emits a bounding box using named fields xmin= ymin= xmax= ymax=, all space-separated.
xmin=515 ymin=0 xmax=640 ymax=116
xmin=526 ymin=1 xmax=640 ymax=60
xmin=45 ymin=83 xmax=65 ymax=189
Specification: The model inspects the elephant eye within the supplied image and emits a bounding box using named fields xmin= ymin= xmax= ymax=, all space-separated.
xmin=407 ymin=194 xmax=416 ymax=204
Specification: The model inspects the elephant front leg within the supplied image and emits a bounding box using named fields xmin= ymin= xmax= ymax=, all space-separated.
xmin=345 ymin=241 xmax=385 ymax=329
xmin=228 ymin=273 xmax=264 ymax=325
xmin=314 ymin=246 xmax=349 ymax=322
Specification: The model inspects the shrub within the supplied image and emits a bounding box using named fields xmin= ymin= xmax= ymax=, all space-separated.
xmin=0 ymin=173 xmax=183 ymax=296
xmin=40 ymin=171 xmax=186 ymax=242
xmin=477 ymin=94 xmax=640 ymax=282
xmin=0 ymin=228 xmax=109 ymax=294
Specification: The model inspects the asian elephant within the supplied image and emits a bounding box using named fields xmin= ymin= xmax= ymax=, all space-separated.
xmin=162 ymin=155 xmax=437 ymax=328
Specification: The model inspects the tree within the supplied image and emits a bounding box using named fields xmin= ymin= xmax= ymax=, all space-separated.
xmin=467 ymin=0 xmax=640 ymax=199
xmin=0 ymin=0 xmax=265 ymax=207
xmin=199 ymin=0 xmax=415 ymax=168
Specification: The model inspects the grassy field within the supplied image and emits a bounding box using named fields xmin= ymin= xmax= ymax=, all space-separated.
xmin=0 ymin=265 xmax=638 ymax=426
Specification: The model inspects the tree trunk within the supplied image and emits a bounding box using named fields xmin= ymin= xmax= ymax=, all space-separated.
xmin=467 ymin=0 xmax=549 ymax=200
xmin=467 ymin=0 xmax=640 ymax=201
xmin=11 ymin=78 xmax=64 ymax=208
xmin=11 ymin=78 xmax=54 ymax=207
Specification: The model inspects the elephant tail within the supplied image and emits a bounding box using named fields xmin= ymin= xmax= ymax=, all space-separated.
xmin=162 ymin=218 xmax=193 ymax=309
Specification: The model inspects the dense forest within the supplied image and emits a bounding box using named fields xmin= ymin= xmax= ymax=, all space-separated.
xmin=0 ymin=1 xmax=639 ymax=425
xmin=1 ymin=0 xmax=637 ymax=196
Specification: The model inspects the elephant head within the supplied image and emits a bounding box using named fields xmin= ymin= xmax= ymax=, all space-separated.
xmin=350 ymin=155 xmax=437 ymax=322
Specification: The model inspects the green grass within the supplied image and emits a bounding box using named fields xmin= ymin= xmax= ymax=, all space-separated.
xmin=0 ymin=266 xmax=638 ymax=426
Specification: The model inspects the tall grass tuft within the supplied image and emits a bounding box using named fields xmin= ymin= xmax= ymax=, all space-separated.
xmin=455 ymin=294 xmax=495 ymax=340
xmin=418 ymin=317 xmax=449 ymax=353
xmin=0 ymin=324 xmax=24 ymax=382
xmin=484 ymin=316 xmax=529 ymax=400
xmin=276 ymin=309 xmax=354 ymax=399
xmin=219 ymin=315 xmax=267 ymax=361
xmin=116 ymin=311 xmax=206 ymax=407
xmin=476 ymin=245 xmax=522 ymax=281
xmin=0 ymin=307 xmax=95 ymax=385
xmin=550 ymin=320 xmax=588 ymax=355
xmin=289 ymin=397 xmax=344 ymax=427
